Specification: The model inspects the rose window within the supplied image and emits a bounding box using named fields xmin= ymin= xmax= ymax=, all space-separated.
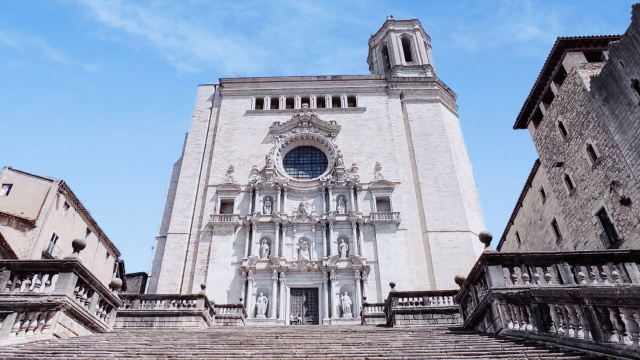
xmin=282 ymin=146 xmax=328 ymax=180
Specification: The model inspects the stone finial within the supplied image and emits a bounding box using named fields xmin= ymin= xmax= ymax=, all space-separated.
xmin=65 ymin=238 xmax=87 ymax=262
xmin=387 ymin=15 xmax=394 ymax=20
xmin=200 ymin=283 xmax=207 ymax=294
xmin=454 ymin=275 xmax=466 ymax=287
xmin=109 ymin=277 xmax=123 ymax=292
xmin=478 ymin=230 xmax=494 ymax=252
xmin=389 ymin=282 xmax=397 ymax=292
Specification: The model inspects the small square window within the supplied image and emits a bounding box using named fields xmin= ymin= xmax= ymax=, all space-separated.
xmin=285 ymin=97 xmax=294 ymax=109
xmin=1 ymin=184 xmax=12 ymax=196
xmin=375 ymin=197 xmax=392 ymax=212
xmin=331 ymin=96 xmax=341 ymax=108
xmin=316 ymin=96 xmax=326 ymax=108
xmin=62 ymin=202 xmax=70 ymax=214
xmin=220 ymin=199 xmax=234 ymax=214
xmin=84 ymin=228 xmax=92 ymax=239
xmin=347 ymin=96 xmax=357 ymax=108
xmin=254 ymin=98 xmax=265 ymax=110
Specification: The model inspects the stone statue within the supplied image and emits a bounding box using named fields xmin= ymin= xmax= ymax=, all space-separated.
xmin=256 ymin=292 xmax=268 ymax=318
xmin=340 ymin=292 xmax=352 ymax=318
xmin=337 ymin=196 xmax=347 ymax=214
xmin=260 ymin=239 xmax=270 ymax=259
xmin=224 ymin=165 xmax=237 ymax=183
xmin=263 ymin=197 xmax=272 ymax=215
xmin=298 ymin=238 xmax=311 ymax=261
xmin=335 ymin=151 xmax=345 ymax=167
xmin=374 ymin=162 xmax=384 ymax=181
xmin=339 ymin=239 xmax=348 ymax=259
xmin=298 ymin=198 xmax=310 ymax=215
xmin=265 ymin=154 xmax=275 ymax=168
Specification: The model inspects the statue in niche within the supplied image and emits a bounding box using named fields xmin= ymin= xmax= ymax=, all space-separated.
xmin=297 ymin=197 xmax=310 ymax=215
xmin=337 ymin=196 xmax=347 ymax=214
xmin=260 ymin=239 xmax=270 ymax=259
xmin=335 ymin=151 xmax=345 ymax=168
xmin=298 ymin=238 xmax=311 ymax=261
xmin=265 ymin=154 xmax=275 ymax=168
xmin=340 ymin=292 xmax=352 ymax=318
xmin=339 ymin=239 xmax=349 ymax=259
xmin=263 ymin=197 xmax=272 ymax=215
xmin=256 ymin=292 xmax=268 ymax=318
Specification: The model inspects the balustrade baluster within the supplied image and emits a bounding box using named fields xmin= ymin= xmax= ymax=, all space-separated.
xmin=619 ymin=308 xmax=634 ymax=345
xmin=17 ymin=313 xmax=29 ymax=336
xmin=611 ymin=265 xmax=622 ymax=284
xmin=25 ymin=312 xmax=39 ymax=335
xmin=544 ymin=267 xmax=553 ymax=285
xmin=588 ymin=266 xmax=598 ymax=284
xmin=608 ymin=307 xmax=622 ymax=343
xmin=574 ymin=265 xmax=587 ymax=284
xmin=556 ymin=306 xmax=566 ymax=335
xmin=10 ymin=313 xmax=23 ymax=337
xmin=511 ymin=305 xmax=521 ymax=331
xmin=548 ymin=304 xmax=559 ymax=334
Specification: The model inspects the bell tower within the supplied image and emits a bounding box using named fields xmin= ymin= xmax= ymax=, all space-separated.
xmin=367 ymin=16 xmax=435 ymax=77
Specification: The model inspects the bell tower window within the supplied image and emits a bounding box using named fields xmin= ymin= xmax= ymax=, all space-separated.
xmin=380 ymin=44 xmax=390 ymax=72
xmin=401 ymin=36 xmax=413 ymax=63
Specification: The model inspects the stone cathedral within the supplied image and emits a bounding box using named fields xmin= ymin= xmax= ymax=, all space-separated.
xmin=147 ymin=17 xmax=485 ymax=325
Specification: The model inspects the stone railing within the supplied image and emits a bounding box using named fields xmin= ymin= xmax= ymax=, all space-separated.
xmin=213 ymin=304 xmax=246 ymax=326
xmin=361 ymin=302 xmax=385 ymax=325
xmin=115 ymin=294 xmax=215 ymax=329
xmin=369 ymin=212 xmax=401 ymax=223
xmin=385 ymin=289 xmax=460 ymax=327
xmin=457 ymin=250 xmax=640 ymax=360
xmin=0 ymin=259 xmax=122 ymax=345
xmin=209 ymin=214 xmax=242 ymax=226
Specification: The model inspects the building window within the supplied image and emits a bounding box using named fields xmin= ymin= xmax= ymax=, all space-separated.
xmin=539 ymin=187 xmax=546 ymax=203
xmin=0 ymin=184 xmax=12 ymax=196
xmin=542 ymin=90 xmax=555 ymax=109
xmin=316 ymin=96 xmax=326 ymax=108
xmin=515 ymin=231 xmax=522 ymax=246
xmin=552 ymin=65 xmax=567 ymax=88
xmin=347 ymin=96 xmax=357 ymax=108
xmin=401 ymin=36 xmax=413 ymax=62
xmin=586 ymin=143 xmax=598 ymax=164
xmin=301 ymin=96 xmax=310 ymax=108
xmin=557 ymin=120 xmax=568 ymax=139
xmin=380 ymin=44 xmax=390 ymax=72
xmin=270 ymin=97 xmax=279 ymax=110
xmin=48 ymin=233 xmax=59 ymax=254
xmin=285 ymin=97 xmax=294 ymax=110
xmin=551 ymin=219 xmax=562 ymax=241
xmin=596 ymin=208 xmax=620 ymax=248
xmin=564 ymin=174 xmax=575 ymax=192
xmin=282 ymin=146 xmax=328 ymax=180
xmin=375 ymin=196 xmax=392 ymax=212
xmin=84 ymin=228 xmax=92 ymax=239
xmin=219 ymin=199 xmax=235 ymax=214
xmin=531 ymin=108 xmax=543 ymax=128
xmin=631 ymin=78 xmax=640 ymax=102
xmin=331 ymin=96 xmax=341 ymax=109
xmin=62 ymin=201 xmax=70 ymax=214
xmin=255 ymin=98 xmax=265 ymax=110
xmin=583 ymin=50 xmax=604 ymax=63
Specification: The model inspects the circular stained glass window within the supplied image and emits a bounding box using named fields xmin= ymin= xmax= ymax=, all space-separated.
xmin=283 ymin=146 xmax=329 ymax=180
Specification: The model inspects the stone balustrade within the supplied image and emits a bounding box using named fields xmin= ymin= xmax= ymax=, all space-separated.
xmin=361 ymin=302 xmax=386 ymax=325
xmin=115 ymin=294 xmax=215 ymax=329
xmin=209 ymin=214 xmax=242 ymax=226
xmin=213 ymin=304 xmax=246 ymax=326
xmin=456 ymin=250 xmax=640 ymax=360
xmin=385 ymin=290 xmax=460 ymax=327
xmin=0 ymin=259 xmax=122 ymax=345
xmin=369 ymin=212 xmax=400 ymax=223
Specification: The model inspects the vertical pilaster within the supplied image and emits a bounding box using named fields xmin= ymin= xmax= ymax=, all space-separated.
xmin=254 ymin=188 xmax=261 ymax=214
xmin=354 ymin=186 xmax=360 ymax=212
xmin=328 ymin=221 xmax=334 ymax=256
xmin=355 ymin=270 xmax=362 ymax=318
xmin=328 ymin=186 xmax=334 ymax=211
xmin=243 ymin=224 xmax=250 ymax=258
xmin=349 ymin=185 xmax=355 ymax=211
xmin=321 ymin=222 xmax=327 ymax=258
xmin=275 ymin=187 xmax=281 ymax=214
xmin=322 ymin=187 xmax=327 ymax=213
xmin=357 ymin=220 xmax=365 ymax=257
xmin=362 ymin=271 xmax=369 ymax=301
xmin=330 ymin=270 xmax=337 ymax=319
xmin=323 ymin=271 xmax=329 ymax=321
xmin=351 ymin=220 xmax=359 ymax=256
xmin=265 ymin=96 xmax=271 ymax=110
xmin=251 ymin=221 xmax=258 ymax=257
xmin=246 ymin=270 xmax=254 ymax=317
xmin=283 ymin=188 xmax=288 ymax=213
xmin=240 ymin=271 xmax=247 ymax=304
xmin=278 ymin=272 xmax=286 ymax=321
xmin=271 ymin=270 xmax=278 ymax=319
xmin=273 ymin=221 xmax=280 ymax=258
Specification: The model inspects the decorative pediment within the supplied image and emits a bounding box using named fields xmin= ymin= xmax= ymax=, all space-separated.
xmin=269 ymin=106 xmax=341 ymax=141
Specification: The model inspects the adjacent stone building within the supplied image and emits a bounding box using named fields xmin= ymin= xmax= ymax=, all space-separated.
xmin=0 ymin=167 xmax=124 ymax=285
xmin=498 ymin=4 xmax=640 ymax=252
xmin=148 ymin=18 xmax=485 ymax=325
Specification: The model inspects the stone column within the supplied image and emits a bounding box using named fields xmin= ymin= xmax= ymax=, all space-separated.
xmin=273 ymin=221 xmax=280 ymax=258
xmin=276 ymin=187 xmax=281 ymax=214
xmin=357 ymin=220 xmax=365 ymax=257
xmin=243 ymin=224 xmax=251 ymax=258
xmin=271 ymin=270 xmax=278 ymax=319
xmin=321 ymin=187 xmax=327 ymax=213
xmin=278 ymin=272 xmax=286 ymax=321
xmin=254 ymin=187 xmax=261 ymax=214
xmin=283 ymin=188 xmax=288 ymax=213
xmin=349 ymin=185 xmax=355 ymax=212
xmin=328 ymin=186 xmax=334 ymax=212
xmin=248 ymin=187 xmax=254 ymax=213
xmin=328 ymin=221 xmax=334 ymax=256
xmin=321 ymin=222 xmax=327 ymax=258
xmin=330 ymin=270 xmax=337 ymax=319
xmin=291 ymin=225 xmax=297 ymax=259
xmin=351 ymin=220 xmax=359 ymax=256
xmin=323 ymin=271 xmax=329 ymax=321
xmin=265 ymin=96 xmax=271 ymax=110
xmin=311 ymin=95 xmax=317 ymax=109
xmin=294 ymin=95 xmax=301 ymax=109
xmin=240 ymin=271 xmax=247 ymax=304
xmin=279 ymin=95 xmax=285 ymax=110
xmin=362 ymin=271 xmax=368 ymax=302
xmin=325 ymin=95 xmax=331 ymax=108
xmin=251 ymin=97 xmax=256 ymax=110
xmin=355 ymin=270 xmax=362 ymax=318
xmin=246 ymin=270 xmax=255 ymax=317
xmin=251 ymin=221 xmax=258 ymax=257
xmin=354 ymin=186 xmax=360 ymax=212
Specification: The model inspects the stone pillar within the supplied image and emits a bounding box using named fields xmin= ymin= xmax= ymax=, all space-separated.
xmin=354 ymin=186 xmax=360 ymax=212
xmin=294 ymin=95 xmax=301 ymax=109
xmin=362 ymin=271 xmax=368 ymax=302
xmin=275 ymin=187 xmax=281 ymax=214
xmin=354 ymin=270 xmax=362 ymax=318
xmin=328 ymin=186 xmax=334 ymax=212
xmin=330 ymin=270 xmax=337 ymax=319
xmin=323 ymin=271 xmax=329 ymax=321
xmin=273 ymin=221 xmax=280 ymax=258
xmin=321 ymin=222 xmax=327 ymax=258
xmin=248 ymin=187 xmax=254 ymax=213
xmin=283 ymin=188 xmax=288 ymax=213
xmin=246 ymin=270 xmax=255 ymax=317
xmin=279 ymin=95 xmax=285 ymax=110
xmin=285 ymin=285 xmax=291 ymax=324
xmin=311 ymin=95 xmax=317 ymax=109
xmin=251 ymin=221 xmax=258 ymax=257
xmin=243 ymin=224 xmax=251 ymax=258
xmin=357 ymin=220 xmax=365 ymax=257
xmin=291 ymin=225 xmax=297 ymax=259
xmin=325 ymin=95 xmax=331 ymax=108
xmin=328 ymin=221 xmax=334 ymax=256
xmin=251 ymin=97 xmax=256 ymax=110
xmin=278 ymin=272 xmax=286 ymax=321
xmin=322 ymin=187 xmax=327 ymax=213
xmin=265 ymin=96 xmax=271 ymax=110
xmin=351 ymin=220 xmax=359 ymax=256
xmin=349 ymin=185 xmax=355 ymax=212
xmin=240 ymin=271 xmax=247 ymax=305
xmin=271 ymin=270 xmax=278 ymax=319
xmin=341 ymin=94 xmax=347 ymax=108
xmin=254 ymin=188 xmax=261 ymax=214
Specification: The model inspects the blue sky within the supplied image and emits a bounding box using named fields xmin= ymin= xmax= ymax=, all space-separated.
xmin=0 ymin=1 xmax=636 ymax=273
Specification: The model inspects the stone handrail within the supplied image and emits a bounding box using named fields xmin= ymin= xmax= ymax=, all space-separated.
xmin=116 ymin=294 xmax=215 ymax=328
xmin=456 ymin=250 xmax=640 ymax=360
xmin=361 ymin=302 xmax=385 ymax=325
xmin=369 ymin=212 xmax=400 ymax=223
xmin=0 ymin=259 xmax=122 ymax=343
xmin=213 ymin=304 xmax=246 ymax=326
xmin=385 ymin=290 xmax=460 ymax=326
xmin=209 ymin=214 xmax=241 ymax=225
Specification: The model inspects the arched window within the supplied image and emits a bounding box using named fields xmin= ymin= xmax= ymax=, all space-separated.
xmin=380 ymin=45 xmax=390 ymax=72
xmin=401 ymin=36 xmax=413 ymax=63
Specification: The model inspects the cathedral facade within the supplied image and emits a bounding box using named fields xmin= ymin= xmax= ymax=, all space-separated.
xmin=147 ymin=18 xmax=485 ymax=325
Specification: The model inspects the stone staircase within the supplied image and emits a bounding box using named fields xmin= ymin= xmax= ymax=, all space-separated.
xmin=1 ymin=325 xmax=615 ymax=359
